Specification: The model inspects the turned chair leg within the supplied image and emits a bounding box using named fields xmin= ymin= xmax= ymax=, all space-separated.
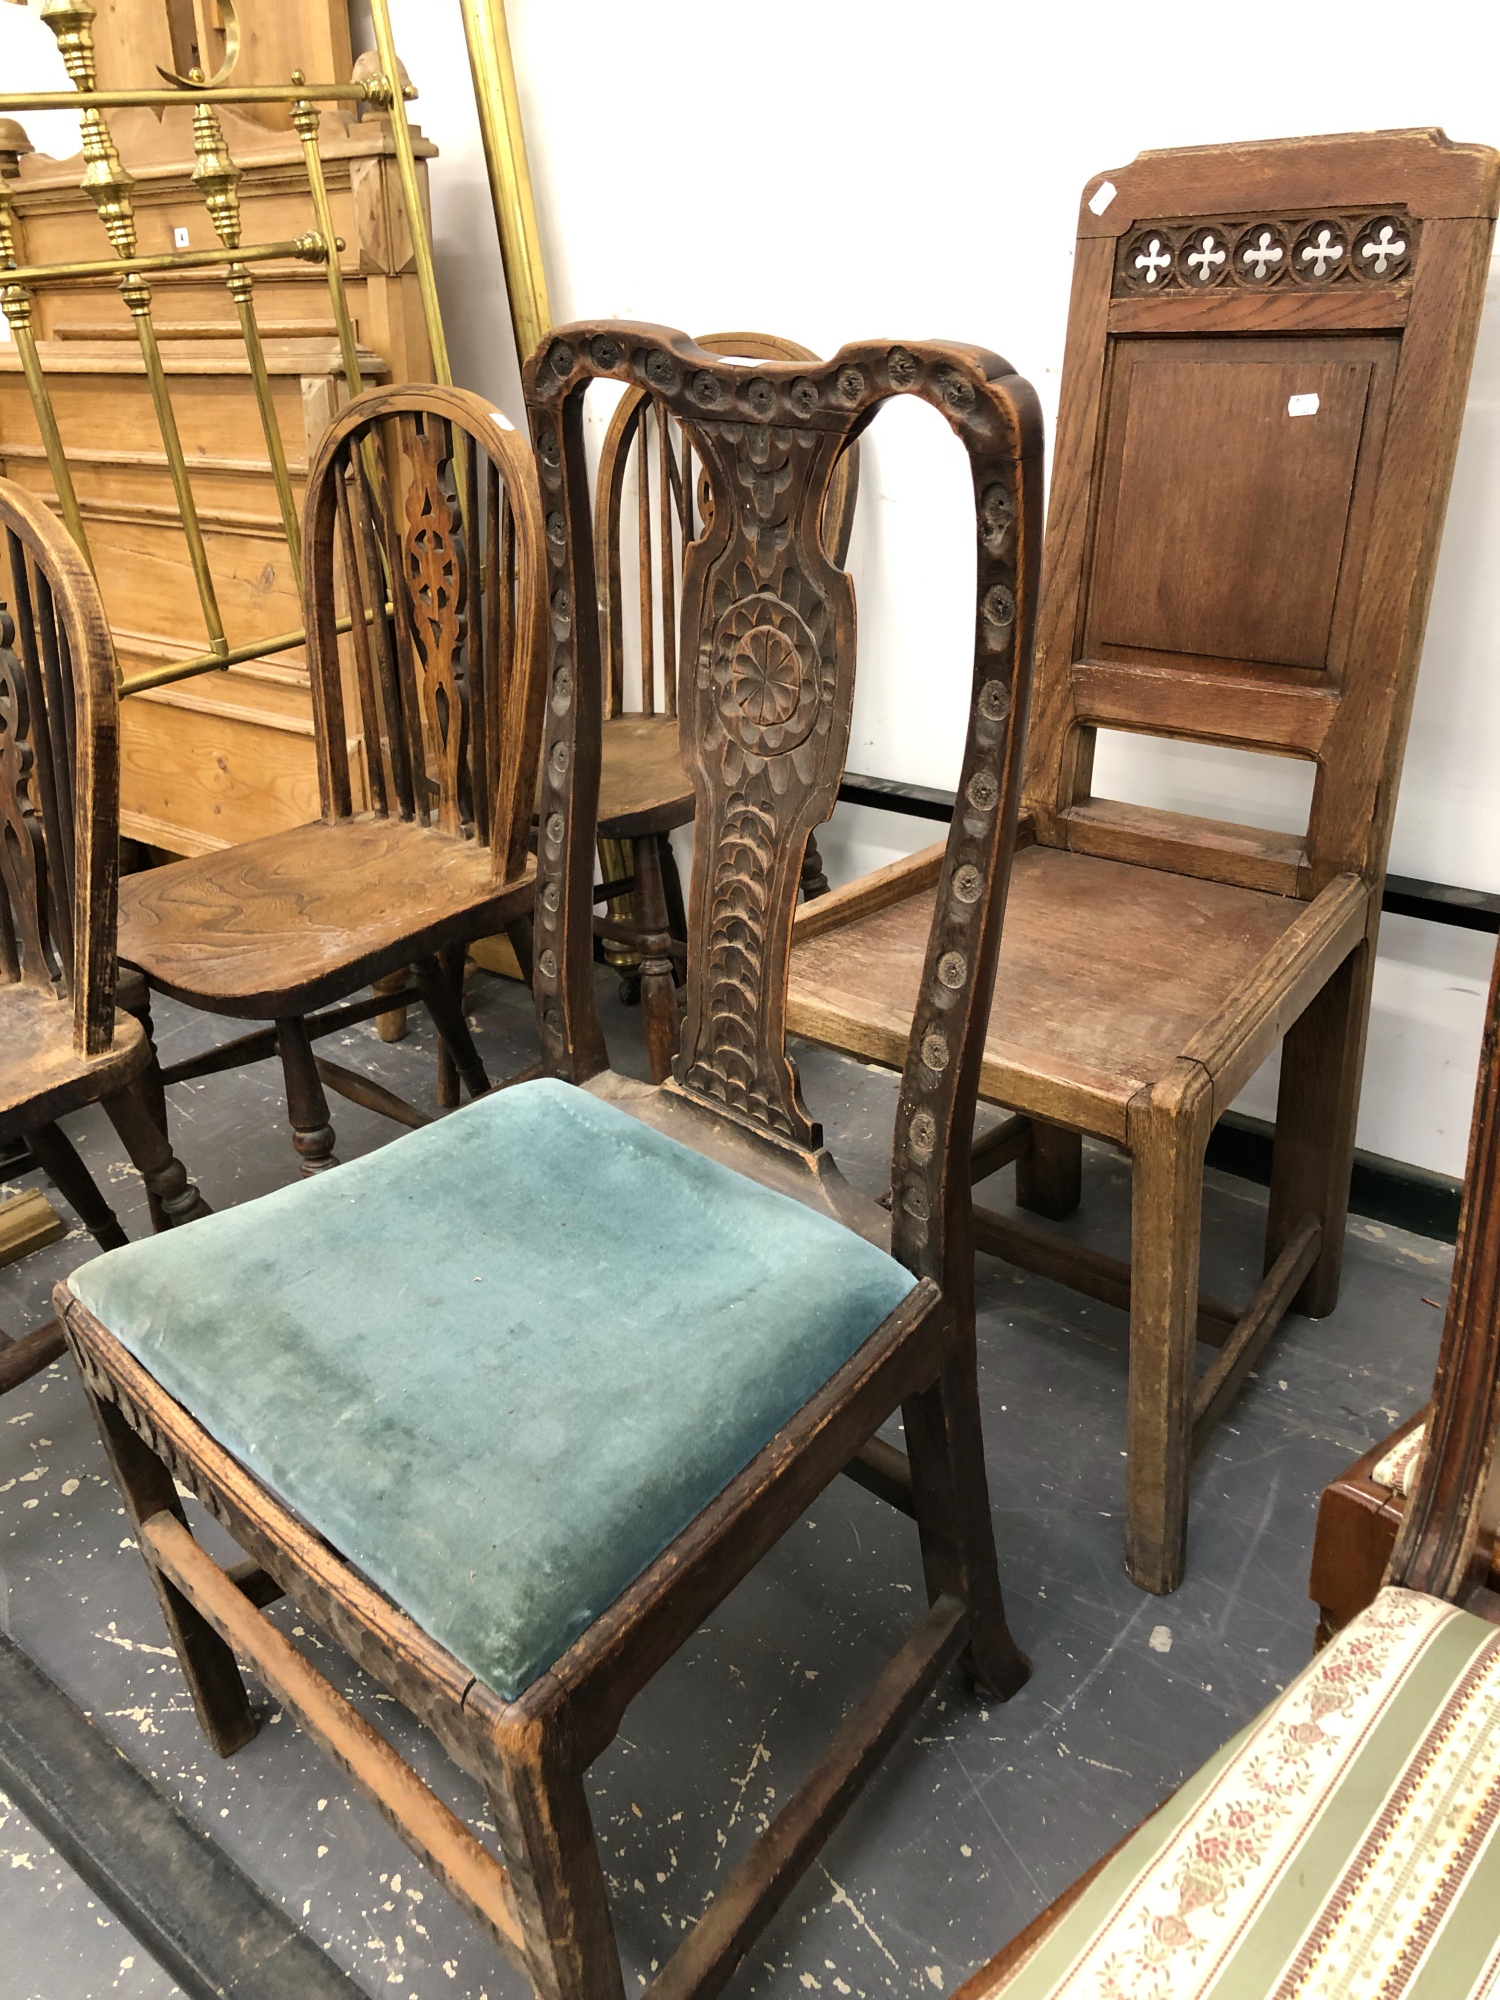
xmin=903 ymin=1304 xmax=1030 ymax=1700
xmin=116 ymin=973 xmax=171 ymax=1232
xmin=505 ymin=914 xmax=536 ymax=985
xmin=433 ymin=945 xmax=469 ymax=1111
xmin=276 ymin=1016 xmax=340 ymax=1174
xmin=658 ymin=833 xmax=688 ymax=989
xmin=28 ymin=1121 xmax=129 ymax=1250
xmin=633 ymin=833 xmax=680 ymax=1086
xmin=101 ymin=1087 xmax=213 ymax=1227
xmin=1123 ymin=1063 xmax=1212 ymax=1594
xmin=1266 ymin=940 xmax=1374 ymax=1319
xmin=1016 ymin=1119 xmax=1083 ymax=1220
xmin=373 ymin=968 xmax=410 ymax=1043
xmin=413 ymin=953 xmax=490 ymax=1104
xmin=83 ymin=1384 xmax=259 ymax=1757
xmin=800 ymin=830 xmax=831 ymax=901
xmin=484 ymin=1732 xmax=625 ymax=2000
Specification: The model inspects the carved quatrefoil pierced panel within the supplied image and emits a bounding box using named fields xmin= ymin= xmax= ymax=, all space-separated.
xmin=1114 ymin=210 xmax=1417 ymax=296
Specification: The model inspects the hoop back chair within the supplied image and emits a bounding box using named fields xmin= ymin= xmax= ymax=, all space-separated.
xmin=0 ymin=477 xmax=209 ymax=1395
xmin=954 ymin=934 xmax=1500 ymax=2000
xmin=591 ymin=330 xmax=859 ymax=1082
xmin=113 ymin=385 xmax=547 ymax=1175
xmin=56 ymin=322 xmax=1042 ymax=2000
xmin=787 ymin=128 xmax=1500 ymax=1593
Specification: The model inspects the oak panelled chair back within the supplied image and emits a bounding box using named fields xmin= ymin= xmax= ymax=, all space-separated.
xmin=113 ymin=385 xmax=547 ymax=1176
xmin=0 ymin=477 xmax=209 ymax=1397
xmin=56 ymin=323 xmax=1042 ymax=2000
xmin=590 ymin=331 xmax=859 ymax=1082
xmin=953 ymin=936 xmax=1500 ymax=2000
xmin=787 ymin=128 xmax=1500 ymax=1594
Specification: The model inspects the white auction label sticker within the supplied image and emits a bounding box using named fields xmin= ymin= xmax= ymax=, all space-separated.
xmin=1287 ymin=392 xmax=1320 ymax=417
xmin=490 ymin=410 xmax=515 ymax=431
xmin=1088 ymin=180 xmax=1117 ymax=216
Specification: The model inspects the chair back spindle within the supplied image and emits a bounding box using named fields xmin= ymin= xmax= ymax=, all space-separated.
xmin=302 ymin=386 xmax=548 ymax=885
xmin=0 ymin=478 xmax=119 ymax=1056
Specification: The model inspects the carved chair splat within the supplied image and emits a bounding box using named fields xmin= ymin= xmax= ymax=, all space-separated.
xmin=952 ymin=927 xmax=1500 ymax=2000
xmin=57 ymin=323 xmax=1044 ymax=2000
xmin=112 ymin=384 xmax=548 ymax=1176
xmin=785 ymin=127 xmax=1500 ymax=1593
xmin=0 ymin=477 xmax=209 ymax=1397
xmin=591 ymin=331 xmax=858 ymax=1084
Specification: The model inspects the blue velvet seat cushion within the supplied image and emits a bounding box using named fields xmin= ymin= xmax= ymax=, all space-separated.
xmin=68 ymin=1078 xmax=916 ymax=1702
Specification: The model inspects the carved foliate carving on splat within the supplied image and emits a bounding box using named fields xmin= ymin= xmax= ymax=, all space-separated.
xmin=0 ymin=608 xmax=56 ymax=991
xmin=677 ymin=418 xmax=853 ymax=1145
xmin=399 ymin=415 xmax=470 ymax=837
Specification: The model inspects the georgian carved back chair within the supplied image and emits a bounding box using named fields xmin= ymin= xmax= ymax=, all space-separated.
xmin=56 ymin=324 xmax=1042 ymax=2000
xmin=787 ymin=128 xmax=1500 ymax=1594
xmin=0 ymin=478 xmax=210 ymax=1397
xmin=1310 ymin=938 xmax=1500 ymax=1646
xmin=591 ymin=330 xmax=858 ymax=1082
xmin=115 ymin=384 xmax=547 ymax=1177
xmin=951 ymin=930 xmax=1500 ymax=2000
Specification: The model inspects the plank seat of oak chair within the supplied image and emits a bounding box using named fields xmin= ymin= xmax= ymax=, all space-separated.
xmin=55 ymin=322 xmax=1042 ymax=2000
xmin=952 ymin=936 xmax=1500 ymax=2000
xmin=0 ymin=478 xmax=210 ymax=1398
xmin=114 ymin=384 xmax=547 ymax=1177
xmin=591 ymin=330 xmax=857 ymax=1083
xmin=786 ymin=127 xmax=1500 ymax=1595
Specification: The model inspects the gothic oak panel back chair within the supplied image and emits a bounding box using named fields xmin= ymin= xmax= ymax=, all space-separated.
xmin=591 ymin=330 xmax=858 ymax=1083
xmin=113 ymin=385 xmax=547 ymax=1177
xmin=54 ymin=325 xmax=1042 ymax=2000
xmin=786 ymin=128 xmax=1500 ymax=1594
xmin=951 ymin=928 xmax=1500 ymax=2000
xmin=1310 ymin=938 xmax=1500 ymax=1646
xmin=0 ymin=478 xmax=209 ymax=1397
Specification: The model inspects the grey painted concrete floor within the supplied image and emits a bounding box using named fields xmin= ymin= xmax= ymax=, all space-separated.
xmin=0 ymin=970 xmax=1452 ymax=2000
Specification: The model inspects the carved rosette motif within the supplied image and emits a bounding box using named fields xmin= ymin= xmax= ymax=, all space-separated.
xmin=1114 ymin=209 xmax=1417 ymax=295
xmin=0 ymin=609 xmax=54 ymax=989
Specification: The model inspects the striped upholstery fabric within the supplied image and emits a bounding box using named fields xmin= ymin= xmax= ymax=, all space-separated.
xmin=978 ymin=1588 xmax=1500 ymax=1998
xmin=1372 ymin=1424 xmax=1427 ymax=1499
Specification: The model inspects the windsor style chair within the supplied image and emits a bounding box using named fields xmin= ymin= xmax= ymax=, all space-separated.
xmin=0 ymin=478 xmax=209 ymax=1396
xmin=787 ymin=127 xmax=1500 ymax=1593
xmin=114 ymin=384 xmax=547 ymax=1176
xmin=57 ymin=323 xmax=1042 ymax=2000
xmin=591 ymin=330 xmax=858 ymax=1082
xmin=952 ymin=930 xmax=1500 ymax=2000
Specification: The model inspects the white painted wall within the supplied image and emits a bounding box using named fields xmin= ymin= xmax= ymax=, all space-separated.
xmin=4 ymin=0 xmax=1496 ymax=1173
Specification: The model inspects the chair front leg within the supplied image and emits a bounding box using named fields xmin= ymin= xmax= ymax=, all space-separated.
xmin=413 ymin=954 xmax=491 ymax=1104
xmin=903 ymin=1316 xmax=1031 ymax=1702
xmin=101 ymin=1086 xmax=213 ymax=1227
xmin=483 ymin=1722 xmax=625 ymax=2000
xmin=1016 ymin=1119 xmax=1083 ymax=1220
xmin=83 ymin=1383 xmax=259 ymax=1757
xmin=1266 ymin=939 xmax=1374 ymax=1319
xmin=633 ymin=833 xmax=680 ymax=1086
xmin=28 ymin=1120 xmax=128 ymax=1249
xmin=276 ymin=1016 xmax=340 ymax=1174
xmin=116 ymin=970 xmax=170 ymax=1231
xmin=1124 ymin=1061 xmax=1213 ymax=1594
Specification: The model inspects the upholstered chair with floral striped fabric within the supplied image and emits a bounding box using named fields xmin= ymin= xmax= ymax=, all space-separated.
xmin=954 ymin=941 xmax=1500 ymax=2000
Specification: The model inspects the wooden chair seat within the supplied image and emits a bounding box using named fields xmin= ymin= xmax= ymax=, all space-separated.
xmin=64 ymin=1075 xmax=916 ymax=1702
xmin=596 ymin=713 xmax=691 ymax=838
xmin=958 ymin=1586 xmax=1500 ymax=1999
xmin=789 ymin=844 xmax=1311 ymax=1137
xmin=0 ymin=988 xmax=147 ymax=1136
xmin=117 ymin=814 xmax=537 ymax=1019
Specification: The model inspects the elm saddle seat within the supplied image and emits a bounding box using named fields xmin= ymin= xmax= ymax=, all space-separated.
xmin=787 ymin=127 xmax=1500 ymax=1596
xmin=953 ymin=923 xmax=1500 ymax=2000
xmin=113 ymin=384 xmax=547 ymax=1178
xmin=57 ymin=325 xmax=1043 ymax=2000
xmin=1 ymin=478 xmax=210 ymax=1398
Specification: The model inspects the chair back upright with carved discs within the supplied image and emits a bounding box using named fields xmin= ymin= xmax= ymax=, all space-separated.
xmin=1 ymin=477 xmax=120 ymax=1059
xmin=527 ymin=324 xmax=1043 ymax=1290
xmin=1027 ymin=128 xmax=1498 ymax=902
xmin=302 ymin=385 xmax=548 ymax=886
